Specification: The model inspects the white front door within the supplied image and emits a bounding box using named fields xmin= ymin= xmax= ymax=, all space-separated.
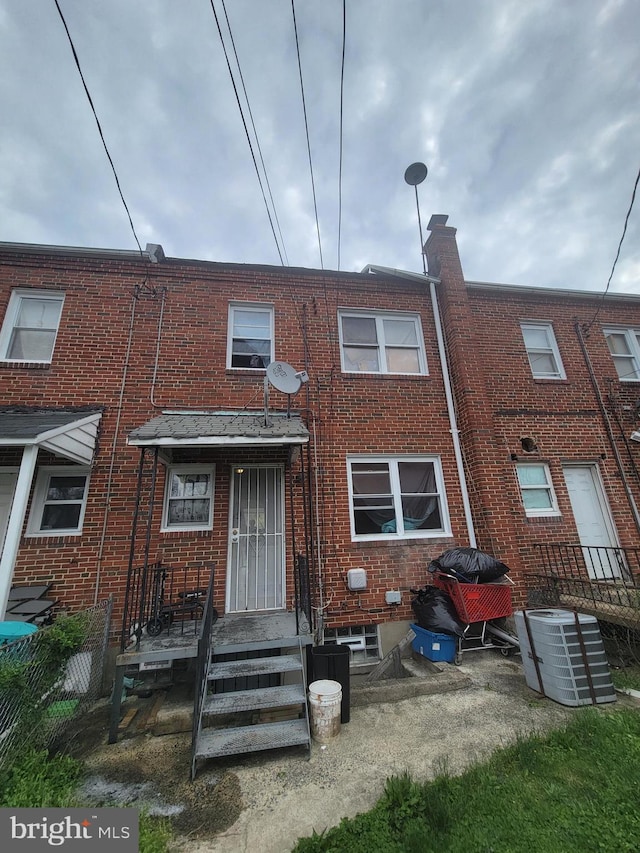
xmin=0 ymin=470 xmax=18 ymax=555
xmin=562 ymin=465 xmax=622 ymax=580
xmin=226 ymin=465 xmax=286 ymax=612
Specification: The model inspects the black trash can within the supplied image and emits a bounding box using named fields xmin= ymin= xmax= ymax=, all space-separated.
xmin=310 ymin=644 xmax=351 ymax=723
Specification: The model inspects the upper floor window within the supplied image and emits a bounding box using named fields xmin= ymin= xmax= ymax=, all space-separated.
xmin=339 ymin=311 xmax=427 ymax=375
xmin=515 ymin=463 xmax=560 ymax=517
xmin=227 ymin=304 xmax=273 ymax=369
xmin=520 ymin=322 xmax=565 ymax=379
xmin=27 ymin=466 xmax=89 ymax=536
xmin=603 ymin=328 xmax=640 ymax=381
xmin=162 ymin=465 xmax=215 ymax=531
xmin=347 ymin=455 xmax=450 ymax=540
xmin=0 ymin=290 xmax=64 ymax=363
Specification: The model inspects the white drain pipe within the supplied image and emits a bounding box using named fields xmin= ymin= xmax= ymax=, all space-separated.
xmin=429 ymin=280 xmax=477 ymax=548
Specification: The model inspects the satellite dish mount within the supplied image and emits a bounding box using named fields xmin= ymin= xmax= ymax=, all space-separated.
xmin=404 ymin=162 xmax=429 ymax=275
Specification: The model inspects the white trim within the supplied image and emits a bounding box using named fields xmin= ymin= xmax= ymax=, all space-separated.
xmin=346 ymin=454 xmax=451 ymax=541
xmin=161 ymin=464 xmax=215 ymax=532
xmin=520 ymin=322 xmax=566 ymax=380
xmin=515 ymin=462 xmax=561 ymax=517
xmin=226 ymin=302 xmax=274 ymax=370
xmin=26 ymin=465 xmax=90 ymax=537
xmin=0 ymin=446 xmax=38 ymax=618
xmin=0 ymin=289 xmax=64 ymax=364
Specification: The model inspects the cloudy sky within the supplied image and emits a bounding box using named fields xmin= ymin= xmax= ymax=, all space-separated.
xmin=1 ymin=0 xmax=639 ymax=292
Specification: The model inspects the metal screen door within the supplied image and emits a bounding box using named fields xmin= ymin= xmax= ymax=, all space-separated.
xmin=226 ymin=465 xmax=285 ymax=612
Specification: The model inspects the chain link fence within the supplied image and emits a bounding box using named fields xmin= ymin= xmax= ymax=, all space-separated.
xmin=0 ymin=598 xmax=112 ymax=771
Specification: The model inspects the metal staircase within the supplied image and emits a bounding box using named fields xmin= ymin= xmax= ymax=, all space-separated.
xmin=191 ymin=613 xmax=312 ymax=779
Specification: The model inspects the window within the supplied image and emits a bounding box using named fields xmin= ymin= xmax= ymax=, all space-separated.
xmin=27 ymin=466 xmax=89 ymax=535
xmin=339 ymin=311 xmax=427 ymax=374
xmin=603 ymin=328 xmax=640 ymax=381
xmin=162 ymin=465 xmax=214 ymax=531
xmin=520 ymin=322 xmax=565 ymax=379
xmin=0 ymin=290 xmax=64 ymax=363
xmin=347 ymin=456 xmax=450 ymax=540
xmin=516 ymin=463 xmax=560 ymax=517
xmin=227 ymin=304 xmax=273 ymax=369
xmin=323 ymin=625 xmax=380 ymax=665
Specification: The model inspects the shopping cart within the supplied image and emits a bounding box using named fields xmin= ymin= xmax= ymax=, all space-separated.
xmin=432 ymin=571 xmax=519 ymax=664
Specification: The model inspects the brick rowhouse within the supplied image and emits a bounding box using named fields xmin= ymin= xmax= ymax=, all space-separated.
xmin=1 ymin=220 xmax=640 ymax=658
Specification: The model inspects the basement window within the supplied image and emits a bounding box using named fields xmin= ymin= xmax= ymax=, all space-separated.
xmin=323 ymin=624 xmax=380 ymax=665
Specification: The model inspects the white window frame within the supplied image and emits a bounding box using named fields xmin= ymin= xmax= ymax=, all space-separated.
xmin=520 ymin=322 xmax=566 ymax=379
xmin=603 ymin=328 xmax=640 ymax=382
xmin=0 ymin=289 xmax=64 ymax=364
xmin=161 ymin=464 xmax=215 ymax=532
xmin=26 ymin=466 xmax=90 ymax=536
xmin=346 ymin=455 xmax=450 ymax=541
xmin=227 ymin=303 xmax=274 ymax=370
xmin=338 ymin=310 xmax=428 ymax=375
xmin=516 ymin=463 xmax=561 ymax=518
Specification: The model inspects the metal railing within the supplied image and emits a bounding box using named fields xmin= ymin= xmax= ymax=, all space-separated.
xmin=530 ymin=543 xmax=640 ymax=628
xmin=0 ymin=599 xmax=112 ymax=770
xmin=120 ymin=561 xmax=211 ymax=651
xmin=191 ymin=564 xmax=217 ymax=781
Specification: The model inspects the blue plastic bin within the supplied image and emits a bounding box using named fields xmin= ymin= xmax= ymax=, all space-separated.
xmin=0 ymin=621 xmax=38 ymax=644
xmin=410 ymin=623 xmax=457 ymax=663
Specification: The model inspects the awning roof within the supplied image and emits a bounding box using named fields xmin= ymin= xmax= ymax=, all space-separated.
xmin=128 ymin=412 xmax=309 ymax=448
xmin=0 ymin=410 xmax=102 ymax=465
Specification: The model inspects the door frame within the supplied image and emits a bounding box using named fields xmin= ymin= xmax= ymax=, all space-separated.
xmin=562 ymin=462 xmax=622 ymax=579
xmin=225 ymin=463 xmax=286 ymax=613
xmin=0 ymin=467 xmax=19 ymax=555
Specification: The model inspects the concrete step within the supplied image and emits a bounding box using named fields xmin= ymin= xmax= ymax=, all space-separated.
xmin=208 ymin=654 xmax=303 ymax=681
xmin=204 ymin=684 xmax=306 ymax=715
xmin=196 ymin=719 xmax=310 ymax=759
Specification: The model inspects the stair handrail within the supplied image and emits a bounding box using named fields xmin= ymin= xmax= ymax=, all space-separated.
xmin=190 ymin=562 xmax=216 ymax=781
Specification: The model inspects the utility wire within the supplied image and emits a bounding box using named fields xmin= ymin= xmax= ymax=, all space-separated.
xmin=208 ymin=0 xmax=285 ymax=265
xmin=584 ymin=162 xmax=640 ymax=331
xmin=220 ymin=0 xmax=289 ymax=266
xmin=337 ymin=0 xmax=346 ymax=271
xmin=291 ymin=0 xmax=324 ymax=269
xmin=53 ymin=0 xmax=143 ymax=256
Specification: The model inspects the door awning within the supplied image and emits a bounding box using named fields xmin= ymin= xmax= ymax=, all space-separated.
xmin=0 ymin=409 xmax=102 ymax=465
xmin=128 ymin=412 xmax=309 ymax=448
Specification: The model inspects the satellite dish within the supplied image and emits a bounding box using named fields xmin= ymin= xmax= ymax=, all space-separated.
xmin=404 ymin=162 xmax=428 ymax=186
xmin=266 ymin=361 xmax=302 ymax=395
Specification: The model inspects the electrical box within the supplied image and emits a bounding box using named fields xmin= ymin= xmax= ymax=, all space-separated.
xmin=347 ymin=568 xmax=367 ymax=591
xmin=385 ymin=590 xmax=402 ymax=605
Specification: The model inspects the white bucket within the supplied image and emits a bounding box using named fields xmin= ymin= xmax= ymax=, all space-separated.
xmin=308 ymin=679 xmax=342 ymax=743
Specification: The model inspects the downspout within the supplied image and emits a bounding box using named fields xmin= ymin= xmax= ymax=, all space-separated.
xmin=575 ymin=322 xmax=640 ymax=535
xmin=429 ymin=280 xmax=477 ymax=548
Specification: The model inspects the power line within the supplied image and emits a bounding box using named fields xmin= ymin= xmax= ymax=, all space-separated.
xmin=208 ymin=0 xmax=286 ymax=265
xmin=219 ymin=0 xmax=289 ymax=266
xmin=291 ymin=0 xmax=324 ymax=270
xmin=337 ymin=0 xmax=346 ymax=271
xmin=584 ymin=162 xmax=640 ymax=331
xmin=53 ymin=0 xmax=143 ymax=256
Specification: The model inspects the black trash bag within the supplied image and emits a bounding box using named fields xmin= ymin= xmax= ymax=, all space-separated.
xmin=428 ymin=547 xmax=510 ymax=583
xmin=410 ymin=586 xmax=466 ymax=637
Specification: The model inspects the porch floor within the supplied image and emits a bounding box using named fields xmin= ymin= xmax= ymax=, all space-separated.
xmin=211 ymin=611 xmax=313 ymax=654
xmin=117 ymin=610 xmax=312 ymax=667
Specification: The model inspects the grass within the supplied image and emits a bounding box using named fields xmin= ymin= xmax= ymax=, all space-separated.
xmin=293 ymin=706 xmax=640 ymax=853
xmin=0 ymin=747 xmax=172 ymax=853
xmin=611 ymin=665 xmax=640 ymax=692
